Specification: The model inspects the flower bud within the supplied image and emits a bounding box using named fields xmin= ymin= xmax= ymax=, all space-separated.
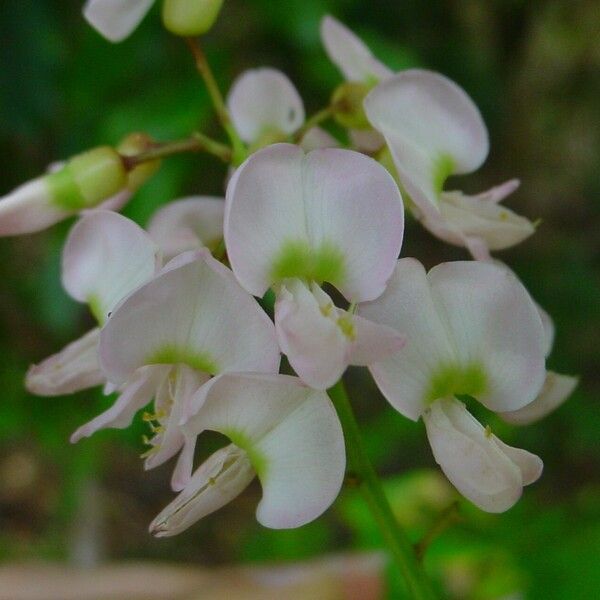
xmin=330 ymin=82 xmax=371 ymax=130
xmin=0 ymin=146 xmax=127 ymax=236
xmin=162 ymin=0 xmax=224 ymax=37
xmin=47 ymin=146 xmax=127 ymax=210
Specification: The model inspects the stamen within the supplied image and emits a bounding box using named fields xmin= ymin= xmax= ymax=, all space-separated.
xmin=337 ymin=315 xmax=356 ymax=340
xmin=320 ymin=302 xmax=334 ymax=317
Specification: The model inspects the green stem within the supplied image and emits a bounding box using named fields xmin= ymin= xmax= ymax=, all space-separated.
xmin=293 ymin=106 xmax=333 ymax=141
xmin=185 ymin=37 xmax=247 ymax=165
xmin=123 ymin=134 xmax=231 ymax=168
xmin=328 ymin=380 xmax=437 ymax=599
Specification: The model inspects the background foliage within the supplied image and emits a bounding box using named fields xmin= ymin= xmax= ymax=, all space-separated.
xmin=0 ymin=1 xmax=598 ymax=598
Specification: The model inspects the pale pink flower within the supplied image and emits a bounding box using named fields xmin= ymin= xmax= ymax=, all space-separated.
xmin=360 ymin=259 xmax=547 ymax=511
xmin=224 ymin=144 xmax=405 ymax=389
xmin=150 ymin=373 xmax=345 ymax=534
xmin=365 ymin=70 xmax=536 ymax=259
xmin=95 ymin=249 xmax=280 ymax=489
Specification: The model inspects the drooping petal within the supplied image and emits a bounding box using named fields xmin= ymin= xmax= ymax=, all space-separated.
xmin=147 ymin=196 xmax=224 ymax=260
xmin=365 ymin=69 xmax=489 ymax=212
xmin=349 ymin=313 xmax=406 ymax=366
xmin=299 ymin=127 xmax=340 ymax=151
xmin=423 ymin=398 xmax=542 ymax=512
xmin=500 ymin=371 xmax=578 ymax=426
xmin=274 ymin=280 xmax=405 ymax=389
xmin=184 ymin=373 xmax=345 ymax=529
xmin=225 ymin=144 xmax=404 ymax=302
xmin=62 ymin=210 xmax=161 ymax=324
xmin=70 ymin=365 xmax=169 ymax=443
xmin=0 ymin=178 xmax=71 ymax=236
xmin=413 ymin=183 xmax=535 ymax=261
xmin=150 ymin=443 xmax=256 ymax=537
xmin=438 ymin=187 xmax=535 ymax=253
xmin=83 ymin=0 xmax=155 ymax=42
xmin=99 ymin=249 xmax=280 ymax=385
xmin=427 ymin=261 xmax=546 ymax=412
xmin=320 ymin=16 xmax=392 ymax=84
xmin=274 ymin=280 xmax=349 ymax=390
xmin=26 ymin=328 xmax=104 ymax=396
xmin=359 ymin=258 xmax=456 ymax=420
xmin=227 ymin=68 xmax=305 ymax=143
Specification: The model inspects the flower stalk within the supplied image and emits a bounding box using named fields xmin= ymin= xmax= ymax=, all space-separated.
xmin=185 ymin=37 xmax=247 ymax=164
xmin=122 ymin=133 xmax=232 ymax=168
xmin=328 ymin=379 xmax=437 ymax=599
xmin=293 ymin=106 xmax=333 ymax=141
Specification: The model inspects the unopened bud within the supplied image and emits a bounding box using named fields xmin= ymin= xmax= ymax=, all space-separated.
xmin=0 ymin=146 xmax=127 ymax=236
xmin=118 ymin=132 xmax=161 ymax=191
xmin=162 ymin=0 xmax=224 ymax=37
xmin=331 ymin=82 xmax=371 ymax=130
xmin=47 ymin=146 xmax=127 ymax=210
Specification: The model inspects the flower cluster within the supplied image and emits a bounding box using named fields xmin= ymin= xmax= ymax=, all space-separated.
xmin=0 ymin=6 xmax=577 ymax=542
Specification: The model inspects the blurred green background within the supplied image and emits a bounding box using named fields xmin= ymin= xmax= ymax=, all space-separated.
xmin=0 ymin=1 xmax=598 ymax=598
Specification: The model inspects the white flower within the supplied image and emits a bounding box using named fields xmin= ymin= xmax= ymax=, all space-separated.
xmin=365 ymin=70 xmax=536 ymax=259
xmin=94 ymin=249 xmax=280 ymax=489
xmin=361 ymin=258 xmax=547 ymax=511
xmin=224 ymin=144 xmax=405 ymax=389
xmin=150 ymin=373 xmax=345 ymax=534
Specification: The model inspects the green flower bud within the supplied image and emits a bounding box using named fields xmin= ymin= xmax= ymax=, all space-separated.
xmin=46 ymin=147 xmax=127 ymax=210
xmin=162 ymin=0 xmax=224 ymax=37
xmin=331 ymin=82 xmax=371 ymax=130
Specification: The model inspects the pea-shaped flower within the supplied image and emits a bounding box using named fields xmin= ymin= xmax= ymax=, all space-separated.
xmin=364 ymin=70 xmax=536 ymax=260
xmin=224 ymin=143 xmax=405 ymax=389
xmin=151 ymin=373 xmax=345 ymax=534
xmin=360 ymin=258 xmax=547 ymax=512
xmin=95 ymin=249 xmax=280 ymax=489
